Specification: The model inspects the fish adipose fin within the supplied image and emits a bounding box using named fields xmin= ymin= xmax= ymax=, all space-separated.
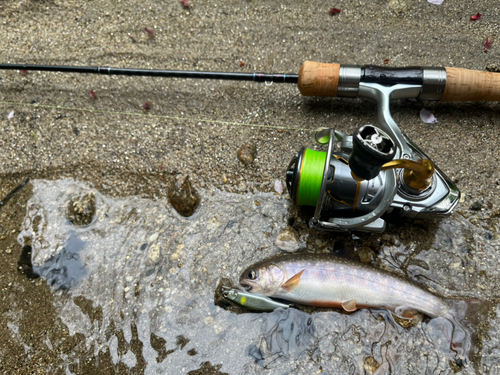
xmin=281 ymin=269 xmax=305 ymax=292
xmin=341 ymin=299 xmax=357 ymax=312
xmin=394 ymin=305 xmax=418 ymax=320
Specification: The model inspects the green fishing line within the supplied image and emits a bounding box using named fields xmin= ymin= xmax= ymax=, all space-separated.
xmin=297 ymin=148 xmax=327 ymax=206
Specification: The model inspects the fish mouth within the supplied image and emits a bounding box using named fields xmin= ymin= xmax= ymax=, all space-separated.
xmin=239 ymin=281 xmax=253 ymax=292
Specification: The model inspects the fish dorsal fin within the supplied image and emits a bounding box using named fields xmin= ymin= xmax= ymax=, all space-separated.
xmin=394 ymin=306 xmax=417 ymax=320
xmin=281 ymin=269 xmax=305 ymax=292
xmin=341 ymin=299 xmax=357 ymax=312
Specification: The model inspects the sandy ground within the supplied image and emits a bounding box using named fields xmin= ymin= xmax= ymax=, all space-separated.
xmin=1 ymin=0 xmax=500 ymax=374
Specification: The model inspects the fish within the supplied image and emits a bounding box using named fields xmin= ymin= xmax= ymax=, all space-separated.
xmin=239 ymin=253 xmax=450 ymax=319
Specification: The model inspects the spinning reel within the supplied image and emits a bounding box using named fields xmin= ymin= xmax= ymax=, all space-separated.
xmin=286 ymin=83 xmax=460 ymax=233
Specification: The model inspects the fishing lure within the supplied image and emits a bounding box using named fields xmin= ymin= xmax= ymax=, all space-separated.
xmin=222 ymin=287 xmax=290 ymax=312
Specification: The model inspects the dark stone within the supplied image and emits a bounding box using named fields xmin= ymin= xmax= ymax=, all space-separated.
xmin=18 ymin=245 xmax=39 ymax=279
xmin=237 ymin=143 xmax=257 ymax=165
xmin=67 ymin=192 xmax=96 ymax=226
xmin=168 ymin=177 xmax=200 ymax=217
xmin=470 ymin=201 xmax=484 ymax=211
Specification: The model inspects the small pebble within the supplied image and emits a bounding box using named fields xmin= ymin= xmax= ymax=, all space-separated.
xmin=149 ymin=232 xmax=159 ymax=243
xmin=169 ymin=176 xmax=200 ymax=217
xmin=148 ymin=244 xmax=161 ymax=263
xmin=358 ymin=247 xmax=375 ymax=263
xmin=363 ymin=357 xmax=380 ymax=374
xmin=275 ymin=226 xmax=301 ymax=252
xmin=5 ymin=248 xmax=12 ymax=254
xmin=67 ymin=192 xmax=96 ymax=226
xmin=470 ymin=201 xmax=484 ymax=211
xmin=237 ymin=143 xmax=257 ymax=165
xmin=393 ymin=312 xmax=423 ymax=328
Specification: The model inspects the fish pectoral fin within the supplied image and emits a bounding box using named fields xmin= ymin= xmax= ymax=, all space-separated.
xmin=394 ymin=306 xmax=418 ymax=320
xmin=341 ymin=299 xmax=357 ymax=312
xmin=281 ymin=269 xmax=305 ymax=292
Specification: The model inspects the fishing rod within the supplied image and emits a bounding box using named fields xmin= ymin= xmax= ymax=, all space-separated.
xmin=3 ymin=61 xmax=499 ymax=101
xmin=2 ymin=61 xmax=499 ymax=232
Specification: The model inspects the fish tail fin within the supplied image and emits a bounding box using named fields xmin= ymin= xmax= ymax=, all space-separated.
xmin=451 ymin=298 xmax=493 ymax=364
xmin=443 ymin=301 xmax=474 ymax=359
xmin=427 ymin=299 xmax=491 ymax=366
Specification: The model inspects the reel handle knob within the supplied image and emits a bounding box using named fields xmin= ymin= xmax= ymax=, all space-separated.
xmin=349 ymin=125 xmax=396 ymax=181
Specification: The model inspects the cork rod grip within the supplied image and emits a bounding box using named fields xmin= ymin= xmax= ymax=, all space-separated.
xmin=298 ymin=61 xmax=340 ymax=97
xmin=441 ymin=67 xmax=500 ymax=101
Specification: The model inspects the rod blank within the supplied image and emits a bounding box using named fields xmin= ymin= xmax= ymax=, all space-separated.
xmin=0 ymin=64 xmax=299 ymax=84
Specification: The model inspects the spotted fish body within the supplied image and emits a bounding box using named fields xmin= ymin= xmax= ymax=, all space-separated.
xmin=239 ymin=253 xmax=450 ymax=318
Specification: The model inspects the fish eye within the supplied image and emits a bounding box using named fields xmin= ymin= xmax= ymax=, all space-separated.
xmin=247 ymin=270 xmax=257 ymax=279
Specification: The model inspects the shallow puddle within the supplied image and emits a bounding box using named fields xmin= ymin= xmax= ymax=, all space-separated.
xmin=13 ymin=179 xmax=500 ymax=374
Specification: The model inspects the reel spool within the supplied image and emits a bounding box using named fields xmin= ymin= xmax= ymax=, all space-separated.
xmin=286 ymin=125 xmax=460 ymax=233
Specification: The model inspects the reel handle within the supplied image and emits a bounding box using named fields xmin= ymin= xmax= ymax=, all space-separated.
xmin=298 ymin=61 xmax=500 ymax=101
